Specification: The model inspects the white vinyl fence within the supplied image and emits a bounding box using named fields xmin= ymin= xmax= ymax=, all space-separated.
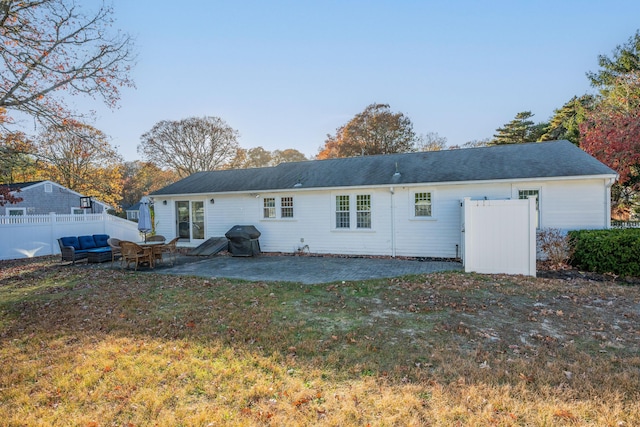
xmin=0 ymin=212 xmax=141 ymax=261
xmin=461 ymin=197 xmax=537 ymax=277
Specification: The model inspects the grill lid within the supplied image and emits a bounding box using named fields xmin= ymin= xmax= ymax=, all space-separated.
xmin=225 ymin=225 xmax=261 ymax=240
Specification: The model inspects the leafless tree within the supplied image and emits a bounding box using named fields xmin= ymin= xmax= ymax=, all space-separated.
xmin=272 ymin=148 xmax=308 ymax=165
xmin=415 ymin=132 xmax=447 ymax=151
xmin=139 ymin=116 xmax=240 ymax=178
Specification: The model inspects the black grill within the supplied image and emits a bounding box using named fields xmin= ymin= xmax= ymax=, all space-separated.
xmin=225 ymin=225 xmax=261 ymax=256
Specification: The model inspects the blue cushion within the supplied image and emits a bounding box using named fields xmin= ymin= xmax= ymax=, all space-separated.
xmin=78 ymin=235 xmax=97 ymax=250
xmin=60 ymin=236 xmax=80 ymax=250
xmin=87 ymin=247 xmax=111 ymax=253
xmin=92 ymin=234 xmax=109 ymax=247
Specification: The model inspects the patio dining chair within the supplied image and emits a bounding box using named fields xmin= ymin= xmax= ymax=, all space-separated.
xmin=147 ymin=235 xmax=166 ymax=243
xmin=119 ymin=241 xmax=154 ymax=270
xmin=107 ymin=237 xmax=122 ymax=266
xmin=152 ymin=236 xmax=180 ymax=267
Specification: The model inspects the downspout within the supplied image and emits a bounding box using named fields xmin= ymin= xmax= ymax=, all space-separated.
xmin=390 ymin=187 xmax=396 ymax=257
xmin=605 ymin=177 xmax=617 ymax=229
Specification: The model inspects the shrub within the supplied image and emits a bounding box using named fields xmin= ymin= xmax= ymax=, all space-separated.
xmin=537 ymin=228 xmax=572 ymax=266
xmin=568 ymin=228 xmax=640 ymax=277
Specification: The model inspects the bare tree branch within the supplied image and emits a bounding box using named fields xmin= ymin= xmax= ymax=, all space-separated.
xmin=0 ymin=0 xmax=135 ymax=128
xmin=139 ymin=117 xmax=240 ymax=178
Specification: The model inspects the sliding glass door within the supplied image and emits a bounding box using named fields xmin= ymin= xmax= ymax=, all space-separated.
xmin=175 ymin=200 xmax=205 ymax=243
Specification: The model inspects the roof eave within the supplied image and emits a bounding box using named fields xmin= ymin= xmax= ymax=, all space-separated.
xmin=151 ymin=173 xmax=619 ymax=198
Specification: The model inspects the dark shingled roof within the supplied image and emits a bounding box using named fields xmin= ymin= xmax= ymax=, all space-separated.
xmin=0 ymin=181 xmax=45 ymax=191
xmin=151 ymin=140 xmax=617 ymax=196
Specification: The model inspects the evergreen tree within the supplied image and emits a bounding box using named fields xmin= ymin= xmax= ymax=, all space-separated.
xmin=540 ymin=95 xmax=595 ymax=145
xmin=491 ymin=111 xmax=547 ymax=145
xmin=587 ymin=30 xmax=640 ymax=92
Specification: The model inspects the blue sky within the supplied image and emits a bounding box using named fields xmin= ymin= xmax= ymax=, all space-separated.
xmin=79 ymin=1 xmax=640 ymax=161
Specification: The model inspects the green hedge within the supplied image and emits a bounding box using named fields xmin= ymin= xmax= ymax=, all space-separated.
xmin=568 ymin=228 xmax=640 ymax=277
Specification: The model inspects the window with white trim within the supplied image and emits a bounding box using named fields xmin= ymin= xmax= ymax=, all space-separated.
xmin=414 ymin=192 xmax=432 ymax=217
xmin=335 ymin=195 xmax=350 ymax=228
xmin=7 ymin=208 xmax=26 ymax=216
xmin=72 ymin=208 xmax=85 ymax=215
xmin=44 ymin=183 xmax=52 ymax=193
xmin=263 ymin=197 xmax=276 ymax=218
xmin=356 ymin=194 xmax=371 ymax=228
xmin=281 ymin=197 xmax=294 ymax=218
xmin=518 ymin=189 xmax=540 ymax=228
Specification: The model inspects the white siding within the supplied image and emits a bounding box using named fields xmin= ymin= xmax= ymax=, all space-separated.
xmin=392 ymin=182 xmax=512 ymax=258
xmin=152 ymin=176 xmax=611 ymax=258
xmin=534 ymin=179 xmax=609 ymax=230
xmin=153 ymin=200 xmax=174 ymax=237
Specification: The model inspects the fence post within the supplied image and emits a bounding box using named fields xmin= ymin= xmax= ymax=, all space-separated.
xmin=50 ymin=212 xmax=57 ymax=255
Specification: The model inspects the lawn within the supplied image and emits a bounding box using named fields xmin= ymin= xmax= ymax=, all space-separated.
xmin=1 ymin=257 xmax=639 ymax=426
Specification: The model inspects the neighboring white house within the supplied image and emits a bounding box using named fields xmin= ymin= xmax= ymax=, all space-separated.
xmin=125 ymin=202 xmax=141 ymax=221
xmin=0 ymin=180 xmax=111 ymax=216
xmin=149 ymin=141 xmax=617 ymax=259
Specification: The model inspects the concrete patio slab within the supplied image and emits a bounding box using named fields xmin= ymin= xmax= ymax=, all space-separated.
xmin=128 ymin=254 xmax=463 ymax=284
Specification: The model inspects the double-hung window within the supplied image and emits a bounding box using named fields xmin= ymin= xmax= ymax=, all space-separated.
xmin=356 ymin=195 xmax=371 ymax=228
xmin=263 ymin=197 xmax=276 ymax=218
xmin=281 ymin=197 xmax=294 ymax=218
xmin=414 ymin=192 xmax=432 ymax=217
xmin=335 ymin=195 xmax=350 ymax=228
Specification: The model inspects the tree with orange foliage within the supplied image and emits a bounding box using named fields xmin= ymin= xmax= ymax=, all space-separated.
xmin=317 ymin=103 xmax=417 ymax=159
xmin=37 ymin=121 xmax=124 ymax=208
xmin=0 ymin=0 xmax=135 ymax=127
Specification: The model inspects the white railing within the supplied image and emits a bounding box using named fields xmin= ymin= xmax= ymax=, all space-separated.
xmin=0 ymin=212 xmax=142 ymax=261
xmin=611 ymin=220 xmax=640 ymax=229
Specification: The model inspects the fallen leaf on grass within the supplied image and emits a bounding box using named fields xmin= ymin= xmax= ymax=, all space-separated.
xmin=519 ymin=373 xmax=534 ymax=383
xmin=554 ymin=409 xmax=576 ymax=420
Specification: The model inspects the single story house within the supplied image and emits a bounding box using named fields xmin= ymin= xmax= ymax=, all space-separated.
xmin=0 ymin=180 xmax=110 ymax=216
xmin=150 ymin=140 xmax=617 ymax=259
